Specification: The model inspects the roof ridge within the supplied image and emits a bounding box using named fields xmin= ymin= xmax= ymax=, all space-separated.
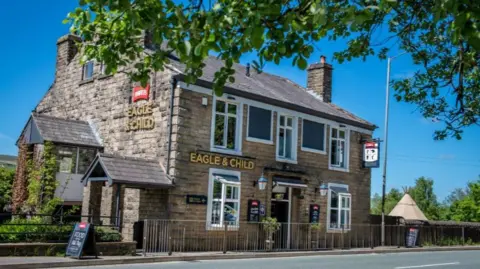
xmin=99 ymin=153 xmax=158 ymax=163
xmin=33 ymin=113 xmax=90 ymax=125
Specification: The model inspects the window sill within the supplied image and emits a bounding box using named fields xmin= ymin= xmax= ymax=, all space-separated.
xmin=276 ymin=157 xmax=298 ymax=164
xmin=301 ymin=147 xmax=326 ymax=155
xmin=206 ymin=225 xmax=240 ymax=231
xmin=328 ymin=166 xmax=349 ymax=173
xmin=97 ymin=74 xmax=113 ymax=80
xmin=246 ymin=137 xmax=274 ymax=145
xmin=210 ymin=147 xmax=243 ymax=156
xmin=79 ymin=78 xmax=94 ymax=86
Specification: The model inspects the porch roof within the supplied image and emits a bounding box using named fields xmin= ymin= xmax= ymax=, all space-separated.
xmin=273 ymin=176 xmax=308 ymax=188
xmin=81 ymin=153 xmax=173 ymax=188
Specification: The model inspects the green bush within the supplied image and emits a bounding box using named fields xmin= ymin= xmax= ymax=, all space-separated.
xmin=0 ymin=217 xmax=122 ymax=243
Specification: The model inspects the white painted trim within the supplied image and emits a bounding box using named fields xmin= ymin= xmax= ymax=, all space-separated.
xmin=246 ymin=105 xmax=274 ymax=144
xmin=275 ymin=113 xmax=298 ymax=163
xmin=179 ymin=82 xmax=373 ymax=135
xmin=276 ymin=182 xmax=308 ymax=188
xmin=300 ymin=118 xmax=327 ymax=155
xmin=209 ymin=96 xmax=243 ymax=155
xmin=206 ymin=168 xmax=241 ymax=231
xmin=326 ymin=183 xmax=351 ymax=232
xmin=328 ymin=127 xmax=350 ymax=173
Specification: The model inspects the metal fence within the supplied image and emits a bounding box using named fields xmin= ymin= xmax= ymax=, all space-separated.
xmin=142 ymin=220 xmax=480 ymax=256
xmin=0 ymin=213 xmax=120 ymax=243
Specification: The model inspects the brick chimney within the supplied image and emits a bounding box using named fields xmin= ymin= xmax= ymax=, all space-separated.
xmin=55 ymin=34 xmax=82 ymax=79
xmin=307 ymin=55 xmax=333 ymax=103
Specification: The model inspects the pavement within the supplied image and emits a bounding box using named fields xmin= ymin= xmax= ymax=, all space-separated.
xmin=1 ymin=247 xmax=480 ymax=269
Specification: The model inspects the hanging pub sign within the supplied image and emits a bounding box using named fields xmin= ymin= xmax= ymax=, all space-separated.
xmin=247 ymin=200 xmax=260 ymax=222
xmin=190 ymin=152 xmax=255 ymax=170
xmin=309 ymin=204 xmax=320 ymax=223
xmin=363 ymin=141 xmax=380 ymax=168
xmin=65 ymin=222 xmax=98 ymax=259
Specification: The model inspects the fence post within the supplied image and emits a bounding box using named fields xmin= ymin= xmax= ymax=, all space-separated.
xmin=341 ymin=225 xmax=345 ymax=249
xmin=142 ymin=220 xmax=147 ymax=257
xmin=462 ymin=227 xmax=465 ymax=245
xmin=369 ymin=224 xmax=373 ymax=249
xmin=168 ymin=221 xmax=173 ymax=256
xmin=223 ymin=221 xmax=228 ymax=254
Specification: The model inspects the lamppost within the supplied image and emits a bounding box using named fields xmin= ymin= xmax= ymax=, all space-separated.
xmin=381 ymin=52 xmax=406 ymax=247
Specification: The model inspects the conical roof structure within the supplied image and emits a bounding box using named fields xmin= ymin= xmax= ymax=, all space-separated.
xmin=388 ymin=193 xmax=428 ymax=221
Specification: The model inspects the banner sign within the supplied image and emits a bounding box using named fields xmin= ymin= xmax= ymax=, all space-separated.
xmin=363 ymin=141 xmax=380 ymax=168
xmin=132 ymin=84 xmax=150 ymax=103
xmin=247 ymin=200 xmax=260 ymax=222
xmin=190 ymin=152 xmax=255 ymax=170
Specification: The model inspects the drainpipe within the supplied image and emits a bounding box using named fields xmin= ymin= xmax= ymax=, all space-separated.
xmin=115 ymin=183 xmax=121 ymax=229
xmin=166 ymin=78 xmax=177 ymax=177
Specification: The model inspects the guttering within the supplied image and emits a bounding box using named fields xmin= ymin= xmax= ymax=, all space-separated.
xmin=166 ymin=78 xmax=177 ymax=176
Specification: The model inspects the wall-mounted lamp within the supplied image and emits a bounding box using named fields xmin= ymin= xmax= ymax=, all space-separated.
xmin=254 ymin=173 xmax=268 ymax=191
xmin=202 ymin=97 xmax=208 ymax=106
xmin=315 ymin=183 xmax=329 ymax=196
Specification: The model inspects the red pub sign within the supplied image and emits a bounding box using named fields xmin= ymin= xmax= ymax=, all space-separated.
xmin=132 ymin=84 xmax=150 ymax=102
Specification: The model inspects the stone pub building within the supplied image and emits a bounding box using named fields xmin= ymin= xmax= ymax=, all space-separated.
xmin=12 ymin=33 xmax=376 ymax=249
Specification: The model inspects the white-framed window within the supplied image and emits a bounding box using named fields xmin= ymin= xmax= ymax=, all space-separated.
xmin=207 ymin=168 xmax=241 ymax=229
xmin=82 ymin=61 xmax=94 ymax=80
xmin=301 ymin=119 xmax=326 ymax=154
xmin=327 ymin=183 xmax=351 ymax=230
xmin=246 ymin=105 xmax=273 ymax=144
xmin=276 ymin=114 xmax=297 ymax=163
xmin=210 ymin=98 xmax=243 ymax=155
xmin=329 ymin=127 xmax=349 ymax=172
xmin=100 ymin=62 xmax=107 ymax=75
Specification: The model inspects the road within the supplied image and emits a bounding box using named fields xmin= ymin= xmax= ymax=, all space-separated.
xmin=60 ymin=250 xmax=480 ymax=269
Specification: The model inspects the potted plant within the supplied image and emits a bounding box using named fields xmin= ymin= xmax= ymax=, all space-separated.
xmin=262 ymin=217 xmax=281 ymax=251
xmin=310 ymin=223 xmax=322 ymax=250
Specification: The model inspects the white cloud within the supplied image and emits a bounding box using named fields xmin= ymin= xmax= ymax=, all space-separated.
xmin=438 ymin=154 xmax=456 ymax=160
xmin=393 ymin=71 xmax=415 ymax=79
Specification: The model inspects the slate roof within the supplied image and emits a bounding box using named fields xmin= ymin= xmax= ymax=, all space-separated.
xmin=82 ymin=153 xmax=173 ymax=188
xmin=167 ymin=55 xmax=375 ymax=130
xmin=32 ymin=114 xmax=102 ymax=148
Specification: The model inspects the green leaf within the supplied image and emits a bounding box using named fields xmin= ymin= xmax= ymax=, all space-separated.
xmin=297 ymin=56 xmax=307 ymax=70
xmin=184 ymin=40 xmax=192 ymax=55
xmin=208 ymin=33 xmax=216 ymax=42
xmin=194 ymin=43 xmax=203 ymax=56
xmin=251 ymin=26 xmax=264 ymax=49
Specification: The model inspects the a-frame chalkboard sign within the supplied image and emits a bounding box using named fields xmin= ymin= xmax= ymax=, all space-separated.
xmin=65 ymin=222 xmax=98 ymax=259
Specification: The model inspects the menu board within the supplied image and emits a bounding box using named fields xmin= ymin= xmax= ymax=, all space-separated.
xmin=405 ymin=228 xmax=419 ymax=248
xmin=65 ymin=222 xmax=97 ymax=259
xmin=248 ymin=200 xmax=260 ymax=222
xmin=309 ymin=204 xmax=320 ymax=223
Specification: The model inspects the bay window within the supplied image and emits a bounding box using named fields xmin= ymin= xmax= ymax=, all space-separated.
xmin=211 ymin=99 xmax=242 ymax=153
xmin=327 ymin=184 xmax=351 ymax=230
xmin=207 ymin=169 xmax=241 ymax=228
xmin=276 ymin=115 xmax=297 ymax=162
xmin=329 ymin=127 xmax=349 ymax=171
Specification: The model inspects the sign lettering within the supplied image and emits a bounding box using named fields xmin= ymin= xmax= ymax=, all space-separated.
xmin=186 ymin=195 xmax=208 ymax=205
xmin=126 ymin=103 xmax=155 ymax=132
xmin=190 ymin=152 xmax=255 ymax=170
xmin=132 ymin=84 xmax=150 ymax=102
xmin=363 ymin=141 xmax=380 ymax=168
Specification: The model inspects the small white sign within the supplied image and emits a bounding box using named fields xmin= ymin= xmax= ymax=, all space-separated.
xmin=363 ymin=141 xmax=380 ymax=168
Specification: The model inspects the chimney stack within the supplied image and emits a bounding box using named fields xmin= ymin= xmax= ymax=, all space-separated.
xmin=307 ymin=55 xmax=333 ymax=103
xmin=55 ymin=34 xmax=81 ymax=79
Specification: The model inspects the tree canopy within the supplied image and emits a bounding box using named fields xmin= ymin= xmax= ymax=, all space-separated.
xmin=0 ymin=167 xmax=15 ymax=211
xmin=67 ymin=0 xmax=480 ymax=139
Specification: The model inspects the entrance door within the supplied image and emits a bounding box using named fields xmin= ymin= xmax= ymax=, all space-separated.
xmin=271 ymin=201 xmax=288 ymax=249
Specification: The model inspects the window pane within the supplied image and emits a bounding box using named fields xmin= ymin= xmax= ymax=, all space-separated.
xmin=216 ymin=100 xmax=225 ymax=113
xmin=341 ymin=196 xmax=347 ymax=208
xmin=340 ymin=209 xmax=346 ymax=227
xmin=211 ymin=201 xmax=221 ymax=224
xmin=56 ymin=146 xmax=77 ymax=173
xmin=227 ymin=116 xmax=236 ymax=149
xmin=339 ymin=140 xmax=345 ymax=167
xmin=279 ymin=116 xmax=285 ymax=126
xmin=285 ymin=129 xmax=292 ymax=159
xmin=232 ymin=186 xmax=239 ymax=199
xmin=331 ymin=140 xmax=338 ymax=165
xmin=77 ymin=148 xmax=96 ymax=174
xmin=214 ymin=115 xmax=225 ymax=147
xmin=278 ymin=128 xmax=285 ymax=157
xmin=330 ymin=209 xmax=338 ymax=229
xmin=227 ymin=103 xmax=237 ymax=115
xmin=213 ymin=179 xmax=222 ymax=199
xmin=83 ymin=61 xmax=94 ymax=79
xmin=339 ymin=130 xmax=345 ymax=139
xmin=331 ymin=128 xmax=337 ymax=138
xmin=224 ymin=202 xmax=239 ymax=223
xmin=346 ymin=211 xmax=350 ymax=228
xmin=302 ymin=119 xmax=325 ymax=151
xmin=248 ymin=106 xmax=272 ymax=140
xmin=287 ymin=117 xmax=293 ymax=127
xmin=330 ymin=191 xmax=338 ymax=208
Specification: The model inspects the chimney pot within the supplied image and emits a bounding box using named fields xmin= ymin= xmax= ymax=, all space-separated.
xmin=320 ymin=55 xmax=326 ymax=64
xmin=246 ymin=63 xmax=250 ymax=77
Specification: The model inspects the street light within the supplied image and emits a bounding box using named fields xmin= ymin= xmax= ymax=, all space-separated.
xmin=381 ymin=52 xmax=406 ymax=247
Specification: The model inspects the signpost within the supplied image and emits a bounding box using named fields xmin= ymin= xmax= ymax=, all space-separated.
xmin=65 ymin=222 xmax=98 ymax=259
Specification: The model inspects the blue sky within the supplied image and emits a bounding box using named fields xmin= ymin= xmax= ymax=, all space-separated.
xmin=0 ymin=1 xmax=478 ymax=200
